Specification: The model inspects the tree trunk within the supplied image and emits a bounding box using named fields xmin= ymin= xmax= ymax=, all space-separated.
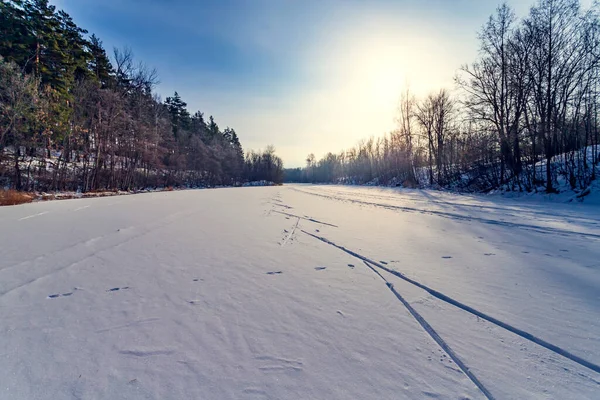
xmin=14 ymin=147 xmax=21 ymax=190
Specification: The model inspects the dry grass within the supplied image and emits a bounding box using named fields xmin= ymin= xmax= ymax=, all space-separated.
xmin=0 ymin=189 xmax=35 ymax=206
xmin=40 ymin=193 xmax=56 ymax=201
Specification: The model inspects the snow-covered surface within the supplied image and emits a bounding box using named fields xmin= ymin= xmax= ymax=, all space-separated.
xmin=1 ymin=184 xmax=599 ymax=399
xmin=487 ymin=177 xmax=600 ymax=205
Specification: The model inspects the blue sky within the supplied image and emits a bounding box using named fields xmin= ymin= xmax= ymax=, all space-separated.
xmin=51 ymin=0 xmax=568 ymax=167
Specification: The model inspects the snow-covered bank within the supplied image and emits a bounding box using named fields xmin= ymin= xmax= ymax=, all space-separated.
xmin=293 ymin=145 xmax=600 ymax=204
xmin=340 ymin=173 xmax=600 ymax=205
xmin=486 ymin=178 xmax=600 ymax=205
xmin=2 ymin=186 xmax=218 ymax=207
xmin=0 ymin=187 xmax=174 ymax=206
xmin=1 ymin=185 xmax=599 ymax=399
xmin=0 ymin=182 xmax=279 ymax=207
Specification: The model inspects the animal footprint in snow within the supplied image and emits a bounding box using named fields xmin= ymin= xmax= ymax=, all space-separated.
xmin=107 ymin=286 xmax=130 ymax=292
xmin=48 ymin=293 xmax=72 ymax=299
xmin=48 ymin=293 xmax=73 ymax=299
xmin=48 ymin=288 xmax=78 ymax=299
xmin=314 ymin=266 xmax=327 ymax=271
xmin=266 ymin=271 xmax=283 ymax=275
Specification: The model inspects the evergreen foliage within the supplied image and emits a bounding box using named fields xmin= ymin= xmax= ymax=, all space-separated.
xmin=0 ymin=0 xmax=283 ymax=190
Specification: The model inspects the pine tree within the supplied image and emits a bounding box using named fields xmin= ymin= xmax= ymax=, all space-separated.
xmin=88 ymin=34 xmax=114 ymax=88
xmin=165 ymin=91 xmax=190 ymax=139
xmin=0 ymin=0 xmax=32 ymax=67
xmin=23 ymin=0 xmax=66 ymax=89
xmin=229 ymin=128 xmax=244 ymax=165
xmin=56 ymin=9 xmax=91 ymax=84
xmin=0 ymin=0 xmax=256 ymax=190
xmin=190 ymin=111 xmax=208 ymax=141
xmin=208 ymin=115 xmax=219 ymax=138
xmin=19 ymin=0 xmax=81 ymax=148
xmin=222 ymin=127 xmax=233 ymax=142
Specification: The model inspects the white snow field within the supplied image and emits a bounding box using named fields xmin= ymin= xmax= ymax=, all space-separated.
xmin=1 ymin=185 xmax=599 ymax=400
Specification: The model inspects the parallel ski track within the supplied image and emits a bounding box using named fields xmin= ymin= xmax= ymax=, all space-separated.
xmin=300 ymin=229 xmax=600 ymax=376
xmin=293 ymin=188 xmax=600 ymax=240
xmin=361 ymin=260 xmax=495 ymax=399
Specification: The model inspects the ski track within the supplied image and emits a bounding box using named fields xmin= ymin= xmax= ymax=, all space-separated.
xmin=1 ymin=208 xmax=191 ymax=275
xmin=300 ymin=229 xmax=600 ymax=376
xmin=271 ymin=209 xmax=338 ymax=227
xmin=302 ymin=187 xmax=593 ymax=222
xmin=270 ymin=201 xmax=293 ymax=210
xmin=0 ymin=209 xmax=198 ymax=299
xmin=292 ymin=187 xmax=600 ymax=239
xmin=4 ymin=186 xmax=598 ymax=399
xmin=281 ymin=217 xmax=300 ymax=247
xmin=18 ymin=211 xmax=49 ymax=221
xmin=360 ymin=260 xmax=495 ymax=400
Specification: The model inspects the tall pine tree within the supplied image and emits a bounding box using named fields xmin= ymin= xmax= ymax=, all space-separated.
xmin=165 ymin=91 xmax=190 ymax=139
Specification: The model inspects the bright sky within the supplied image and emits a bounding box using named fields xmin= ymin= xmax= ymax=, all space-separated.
xmin=50 ymin=0 xmax=592 ymax=167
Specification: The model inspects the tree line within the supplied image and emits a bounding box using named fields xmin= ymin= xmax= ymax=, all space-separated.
xmin=0 ymin=0 xmax=283 ymax=192
xmin=286 ymin=0 xmax=600 ymax=193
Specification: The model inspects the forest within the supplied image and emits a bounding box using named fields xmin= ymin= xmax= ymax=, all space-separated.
xmin=0 ymin=0 xmax=284 ymax=192
xmin=286 ymin=0 xmax=600 ymax=193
